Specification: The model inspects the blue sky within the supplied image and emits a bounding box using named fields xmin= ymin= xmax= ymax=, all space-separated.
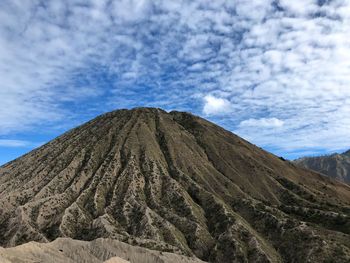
xmin=1 ymin=0 xmax=350 ymax=165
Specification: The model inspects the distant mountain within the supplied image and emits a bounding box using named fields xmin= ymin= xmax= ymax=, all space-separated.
xmin=295 ymin=150 xmax=350 ymax=184
xmin=1 ymin=108 xmax=350 ymax=262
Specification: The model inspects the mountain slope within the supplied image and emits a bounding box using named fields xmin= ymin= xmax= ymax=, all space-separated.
xmin=295 ymin=151 xmax=350 ymax=184
xmin=1 ymin=108 xmax=350 ymax=263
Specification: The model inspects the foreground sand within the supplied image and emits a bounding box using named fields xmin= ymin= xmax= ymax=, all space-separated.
xmin=0 ymin=238 xmax=204 ymax=263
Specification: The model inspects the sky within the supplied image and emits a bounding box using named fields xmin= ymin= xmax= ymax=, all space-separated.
xmin=1 ymin=0 xmax=350 ymax=165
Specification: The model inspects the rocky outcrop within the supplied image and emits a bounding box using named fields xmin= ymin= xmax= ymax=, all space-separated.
xmin=1 ymin=108 xmax=350 ymax=262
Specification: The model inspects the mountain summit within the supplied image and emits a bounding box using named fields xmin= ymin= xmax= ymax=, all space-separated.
xmin=1 ymin=108 xmax=350 ymax=262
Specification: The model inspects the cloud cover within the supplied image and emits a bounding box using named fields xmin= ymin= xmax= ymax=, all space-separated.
xmin=203 ymin=95 xmax=231 ymax=115
xmin=1 ymin=0 xmax=350 ymax=158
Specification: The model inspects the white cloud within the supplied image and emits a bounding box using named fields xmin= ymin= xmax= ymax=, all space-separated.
xmin=203 ymin=95 xmax=231 ymax=115
xmin=279 ymin=0 xmax=318 ymax=16
xmin=0 ymin=140 xmax=35 ymax=147
xmin=239 ymin=118 xmax=284 ymax=128
xmin=111 ymin=0 xmax=151 ymax=22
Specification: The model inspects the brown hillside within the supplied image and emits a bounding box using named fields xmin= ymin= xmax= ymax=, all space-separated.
xmin=1 ymin=108 xmax=350 ymax=262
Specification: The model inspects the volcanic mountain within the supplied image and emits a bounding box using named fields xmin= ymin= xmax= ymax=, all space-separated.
xmin=1 ymin=108 xmax=350 ymax=262
xmin=295 ymin=150 xmax=350 ymax=184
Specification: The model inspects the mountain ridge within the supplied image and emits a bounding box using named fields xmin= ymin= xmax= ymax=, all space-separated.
xmin=1 ymin=107 xmax=350 ymax=263
xmin=295 ymin=149 xmax=350 ymax=184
